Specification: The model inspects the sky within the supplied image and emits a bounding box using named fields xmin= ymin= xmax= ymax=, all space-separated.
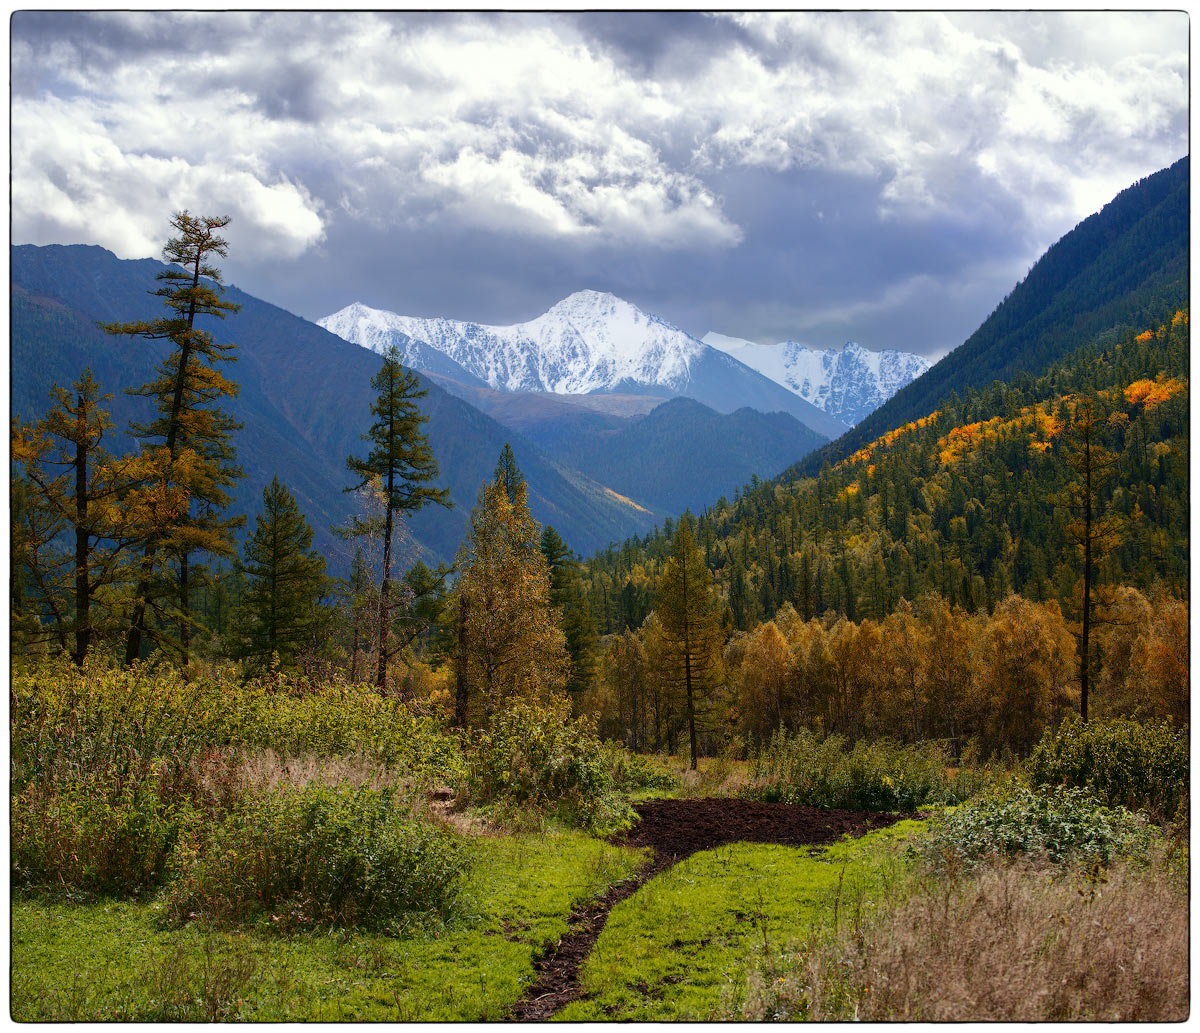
xmin=10 ymin=10 xmax=1189 ymax=359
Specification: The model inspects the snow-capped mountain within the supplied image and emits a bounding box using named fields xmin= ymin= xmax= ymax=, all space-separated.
xmin=702 ymin=333 xmax=929 ymax=427
xmin=318 ymin=292 xmax=849 ymax=438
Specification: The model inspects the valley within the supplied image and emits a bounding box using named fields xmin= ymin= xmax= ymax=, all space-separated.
xmin=9 ymin=68 xmax=1189 ymax=1024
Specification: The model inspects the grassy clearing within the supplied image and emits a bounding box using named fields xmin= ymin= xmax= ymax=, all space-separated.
xmin=11 ymin=831 xmax=646 ymax=1022
xmin=742 ymin=850 xmax=1188 ymax=1021
xmin=558 ymin=819 xmax=926 ymax=1021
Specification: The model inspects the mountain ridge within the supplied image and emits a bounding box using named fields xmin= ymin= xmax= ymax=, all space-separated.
xmin=792 ymin=155 xmax=1189 ymax=477
xmin=319 ymin=291 xmax=849 ymax=438
xmin=702 ymin=332 xmax=929 ymax=425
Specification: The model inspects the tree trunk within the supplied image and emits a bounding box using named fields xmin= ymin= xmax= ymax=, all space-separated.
xmin=454 ymin=594 xmax=470 ymax=727
xmin=1081 ymin=444 xmax=1092 ymax=723
xmin=72 ymin=423 xmax=90 ymax=667
xmin=179 ymin=550 xmax=190 ymax=666
xmin=376 ymin=496 xmax=394 ymax=691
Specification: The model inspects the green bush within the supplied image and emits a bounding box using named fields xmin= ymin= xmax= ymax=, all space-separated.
xmin=10 ymin=657 xmax=467 ymax=897
xmin=11 ymin=657 xmax=464 ymax=792
xmin=742 ymin=729 xmax=982 ymax=811
xmin=463 ymin=696 xmax=636 ymax=834
xmin=11 ymin=769 xmax=201 ymax=895
xmin=165 ymin=782 xmax=467 ymax=932
xmin=602 ymin=745 xmax=677 ymax=796
xmin=919 ymin=785 xmax=1152 ymax=870
xmin=1027 ymin=718 xmax=1188 ymax=821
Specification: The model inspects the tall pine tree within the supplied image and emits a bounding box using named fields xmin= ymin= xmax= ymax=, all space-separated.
xmin=454 ymin=456 xmax=568 ymax=723
xmin=11 ymin=369 xmax=181 ymax=664
xmin=653 ymin=514 xmax=722 ymax=769
xmin=104 ymin=212 xmax=243 ymax=664
xmin=541 ymin=525 xmax=598 ymax=700
xmin=345 ymin=346 xmax=450 ymax=691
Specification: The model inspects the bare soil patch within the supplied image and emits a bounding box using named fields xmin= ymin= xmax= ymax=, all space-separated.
xmin=507 ymin=797 xmax=909 ymax=1021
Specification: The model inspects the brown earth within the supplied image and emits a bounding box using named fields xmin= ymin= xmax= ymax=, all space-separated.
xmin=507 ymin=797 xmax=910 ymax=1021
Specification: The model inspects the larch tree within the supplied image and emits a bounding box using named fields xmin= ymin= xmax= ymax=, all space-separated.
xmin=233 ymin=476 xmax=327 ymax=675
xmin=653 ymin=513 xmax=722 ymax=769
xmin=11 ymin=370 xmax=182 ymax=664
xmin=454 ymin=456 xmax=568 ymax=723
xmin=345 ymin=346 xmax=450 ymax=691
xmin=103 ymin=212 xmax=243 ymax=665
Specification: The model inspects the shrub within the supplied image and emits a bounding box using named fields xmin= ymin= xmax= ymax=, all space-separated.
xmin=918 ymin=785 xmax=1151 ymax=870
xmin=10 ymin=657 xmax=466 ymax=896
xmin=463 ymin=696 xmax=635 ymax=834
xmin=11 ymin=769 xmax=201 ymax=895
xmin=742 ymin=729 xmax=981 ymax=811
xmin=11 ymin=658 xmax=464 ymax=791
xmin=1026 ymin=717 xmax=1188 ymax=821
xmin=602 ymin=745 xmax=677 ymax=796
xmin=165 ymin=782 xmax=467 ymax=932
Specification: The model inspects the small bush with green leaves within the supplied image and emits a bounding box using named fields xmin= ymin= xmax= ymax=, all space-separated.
xmin=463 ymin=696 xmax=637 ymax=834
xmin=165 ymin=782 xmax=467 ymax=932
xmin=602 ymin=744 xmax=678 ymax=796
xmin=919 ymin=785 xmax=1152 ymax=870
xmin=1026 ymin=717 xmax=1188 ymax=822
xmin=742 ymin=729 xmax=982 ymax=811
xmin=11 ymin=769 xmax=202 ymax=895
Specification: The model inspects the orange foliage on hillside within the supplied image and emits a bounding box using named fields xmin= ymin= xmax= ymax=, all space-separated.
xmin=845 ymin=414 xmax=938 ymax=467
xmin=935 ymin=403 xmax=1066 ymax=466
xmin=1125 ymin=374 xmax=1187 ymax=409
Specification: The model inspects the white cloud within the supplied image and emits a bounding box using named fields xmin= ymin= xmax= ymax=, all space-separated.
xmin=9 ymin=10 xmax=1188 ymax=263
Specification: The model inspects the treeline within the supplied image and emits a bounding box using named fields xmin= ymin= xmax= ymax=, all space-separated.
xmin=586 ymin=311 xmax=1188 ymax=636
xmin=584 ymin=588 xmax=1187 ymax=761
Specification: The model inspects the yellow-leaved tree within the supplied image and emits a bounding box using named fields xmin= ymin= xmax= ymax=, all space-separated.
xmin=453 ymin=449 xmax=568 ymax=724
xmin=650 ymin=513 xmax=723 ymax=769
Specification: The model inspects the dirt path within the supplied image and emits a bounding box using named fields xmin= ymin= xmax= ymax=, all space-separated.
xmin=507 ymin=797 xmax=908 ymax=1021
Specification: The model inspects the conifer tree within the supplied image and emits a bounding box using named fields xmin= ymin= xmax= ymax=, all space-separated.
xmin=653 ymin=513 xmax=722 ymax=769
xmin=11 ymin=370 xmax=179 ymax=664
xmin=345 ymin=347 xmax=450 ymax=690
xmin=104 ymin=212 xmax=244 ymax=664
xmin=455 ymin=458 xmax=568 ymax=722
xmin=540 ymin=525 xmax=598 ymax=699
xmin=233 ymin=477 xmax=327 ymax=675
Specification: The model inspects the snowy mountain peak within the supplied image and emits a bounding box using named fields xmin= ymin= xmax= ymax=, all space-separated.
xmin=320 ymin=292 xmax=705 ymax=395
xmin=702 ymin=332 xmax=929 ymax=426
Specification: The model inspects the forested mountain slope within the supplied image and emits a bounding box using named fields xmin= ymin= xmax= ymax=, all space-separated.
xmin=11 ymin=244 xmax=658 ymax=568
xmin=795 ymin=156 xmax=1188 ymax=477
xmin=587 ymin=311 xmax=1188 ymax=634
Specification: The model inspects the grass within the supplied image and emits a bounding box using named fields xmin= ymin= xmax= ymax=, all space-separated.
xmin=11 ymin=830 xmax=646 ymax=1022
xmin=742 ymin=849 xmax=1189 ymax=1021
xmin=557 ymin=819 xmax=926 ymax=1021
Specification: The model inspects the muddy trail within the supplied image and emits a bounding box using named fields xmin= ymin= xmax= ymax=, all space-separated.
xmin=507 ymin=797 xmax=908 ymax=1021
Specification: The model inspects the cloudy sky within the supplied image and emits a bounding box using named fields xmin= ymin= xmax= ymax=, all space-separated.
xmin=10 ymin=10 xmax=1188 ymax=358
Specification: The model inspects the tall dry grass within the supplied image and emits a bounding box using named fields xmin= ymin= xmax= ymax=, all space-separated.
xmin=745 ymin=856 xmax=1188 ymax=1022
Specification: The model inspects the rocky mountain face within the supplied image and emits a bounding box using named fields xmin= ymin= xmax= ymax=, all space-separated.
xmin=702 ymin=333 xmax=929 ymax=426
xmin=319 ymin=291 xmax=848 ymax=438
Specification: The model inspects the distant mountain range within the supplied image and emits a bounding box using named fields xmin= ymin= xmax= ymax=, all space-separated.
xmin=11 ymin=247 xmax=831 ymax=568
xmin=319 ymin=291 xmax=850 ymax=439
xmin=702 ymin=334 xmax=929 ymax=426
xmin=11 ymin=245 xmax=658 ymax=568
